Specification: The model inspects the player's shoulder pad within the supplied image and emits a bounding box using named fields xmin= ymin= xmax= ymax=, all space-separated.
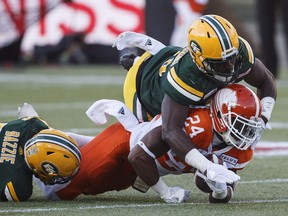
xmin=22 ymin=117 xmax=50 ymax=128
xmin=239 ymin=36 xmax=255 ymax=64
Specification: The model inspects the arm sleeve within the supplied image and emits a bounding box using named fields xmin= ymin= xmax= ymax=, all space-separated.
xmin=66 ymin=132 xmax=94 ymax=147
xmin=33 ymin=176 xmax=64 ymax=200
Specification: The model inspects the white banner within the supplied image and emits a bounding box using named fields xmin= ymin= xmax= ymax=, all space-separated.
xmin=0 ymin=0 xmax=61 ymax=48
xmin=20 ymin=0 xmax=145 ymax=54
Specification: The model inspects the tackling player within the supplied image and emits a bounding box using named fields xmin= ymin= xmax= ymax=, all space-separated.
xmin=36 ymin=84 xmax=260 ymax=204
xmin=113 ymin=14 xmax=276 ymax=196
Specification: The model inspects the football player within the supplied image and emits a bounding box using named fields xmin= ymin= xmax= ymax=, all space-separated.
xmin=113 ymin=14 xmax=276 ymax=197
xmin=0 ymin=103 xmax=81 ymax=202
xmin=128 ymin=83 xmax=263 ymax=203
xmin=37 ymin=84 xmax=259 ymax=204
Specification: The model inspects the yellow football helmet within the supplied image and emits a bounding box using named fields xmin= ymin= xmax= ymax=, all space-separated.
xmin=187 ymin=14 xmax=241 ymax=83
xmin=24 ymin=129 xmax=81 ymax=185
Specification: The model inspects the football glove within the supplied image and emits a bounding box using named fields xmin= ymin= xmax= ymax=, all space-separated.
xmin=161 ymin=186 xmax=191 ymax=204
xmin=17 ymin=103 xmax=39 ymax=119
xmin=195 ymin=169 xmax=227 ymax=192
xmin=113 ymin=31 xmax=165 ymax=55
xmin=205 ymin=161 xmax=240 ymax=184
xmin=209 ymin=186 xmax=234 ymax=203
xmin=86 ymin=99 xmax=139 ymax=132
xmin=185 ymin=150 xmax=240 ymax=184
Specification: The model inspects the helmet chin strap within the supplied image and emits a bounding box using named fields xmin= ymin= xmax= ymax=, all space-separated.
xmin=213 ymin=66 xmax=239 ymax=84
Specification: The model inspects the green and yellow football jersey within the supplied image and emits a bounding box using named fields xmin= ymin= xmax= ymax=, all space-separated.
xmin=123 ymin=37 xmax=254 ymax=121
xmin=0 ymin=118 xmax=49 ymax=201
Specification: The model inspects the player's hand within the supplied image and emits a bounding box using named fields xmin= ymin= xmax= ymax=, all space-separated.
xmin=161 ymin=186 xmax=190 ymax=204
xmin=206 ymin=179 xmax=227 ymax=194
xmin=17 ymin=103 xmax=39 ymax=119
xmin=205 ymin=162 xmax=240 ymax=184
xmin=209 ymin=186 xmax=234 ymax=203
xmin=195 ymin=168 xmax=228 ymax=192
xmin=261 ymin=117 xmax=272 ymax=130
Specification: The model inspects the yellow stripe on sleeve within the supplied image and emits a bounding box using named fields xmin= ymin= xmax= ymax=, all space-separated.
xmin=239 ymin=36 xmax=254 ymax=64
xmin=170 ymin=67 xmax=204 ymax=98
xmin=0 ymin=123 xmax=6 ymax=131
xmin=7 ymin=181 xmax=20 ymax=202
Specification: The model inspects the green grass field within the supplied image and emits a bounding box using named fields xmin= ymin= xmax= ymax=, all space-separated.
xmin=0 ymin=65 xmax=288 ymax=216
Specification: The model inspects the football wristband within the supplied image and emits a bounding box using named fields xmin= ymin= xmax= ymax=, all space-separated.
xmin=260 ymin=97 xmax=275 ymax=121
xmin=185 ymin=148 xmax=210 ymax=173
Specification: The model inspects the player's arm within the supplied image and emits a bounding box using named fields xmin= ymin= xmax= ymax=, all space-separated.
xmin=65 ymin=132 xmax=94 ymax=148
xmin=128 ymin=126 xmax=169 ymax=187
xmin=128 ymin=126 xmax=190 ymax=204
xmin=161 ymin=94 xmax=194 ymax=159
xmin=0 ymin=173 xmax=33 ymax=202
xmin=244 ymin=58 xmax=277 ymax=123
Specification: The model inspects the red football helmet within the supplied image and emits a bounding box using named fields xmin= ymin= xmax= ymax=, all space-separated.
xmin=210 ymin=83 xmax=262 ymax=150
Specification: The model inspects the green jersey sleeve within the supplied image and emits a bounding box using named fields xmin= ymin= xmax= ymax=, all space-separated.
xmin=163 ymin=48 xmax=220 ymax=106
xmin=236 ymin=37 xmax=255 ymax=79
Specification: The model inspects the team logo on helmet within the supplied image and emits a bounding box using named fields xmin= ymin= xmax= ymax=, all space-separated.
xmin=190 ymin=40 xmax=201 ymax=54
xmin=27 ymin=145 xmax=39 ymax=156
xmin=41 ymin=162 xmax=58 ymax=175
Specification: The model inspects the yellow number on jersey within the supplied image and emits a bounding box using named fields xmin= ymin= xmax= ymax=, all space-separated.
xmin=159 ymin=58 xmax=173 ymax=77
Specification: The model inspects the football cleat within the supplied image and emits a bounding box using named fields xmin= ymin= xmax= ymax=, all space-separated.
xmin=119 ymin=53 xmax=136 ymax=70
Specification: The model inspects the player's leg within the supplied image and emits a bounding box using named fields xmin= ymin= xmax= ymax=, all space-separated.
xmin=123 ymin=52 xmax=153 ymax=122
xmin=56 ymin=123 xmax=133 ymax=199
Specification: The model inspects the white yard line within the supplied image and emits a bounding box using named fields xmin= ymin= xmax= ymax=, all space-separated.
xmin=0 ymin=73 xmax=125 ymax=85
xmin=240 ymin=179 xmax=288 ymax=184
xmin=0 ymin=197 xmax=288 ymax=213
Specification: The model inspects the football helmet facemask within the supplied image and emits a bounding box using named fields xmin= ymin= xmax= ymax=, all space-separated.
xmin=188 ymin=14 xmax=241 ymax=84
xmin=24 ymin=129 xmax=81 ymax=185
xmin=210 ymin=84 xmax=263 ymax=150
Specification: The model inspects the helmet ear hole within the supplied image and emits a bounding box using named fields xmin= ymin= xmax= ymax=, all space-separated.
xmin=217 ymin=111 xmax=221 ymax=118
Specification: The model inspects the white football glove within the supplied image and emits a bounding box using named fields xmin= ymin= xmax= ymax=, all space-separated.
xmin=160 ymin=186 xmax=191 ymax=204
xmin=86 ymin=99 xmax=139 ymax=132
xmin=17 ymin=103 xmax=39 ymax=119
xmin=205 ymin=162 xmax=240 ymax=184
xmin=250 ymin=119 xmax=265 ymax=150
xmin=185 ymin=150 xmax=239 ymax=184
xmin=195 ymin=169 xmax=227 ymax=193
xmin=206 ymin=179 xmax=227 ymax=194
xmin=112 ymin=31 xmax=165 ymax=55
